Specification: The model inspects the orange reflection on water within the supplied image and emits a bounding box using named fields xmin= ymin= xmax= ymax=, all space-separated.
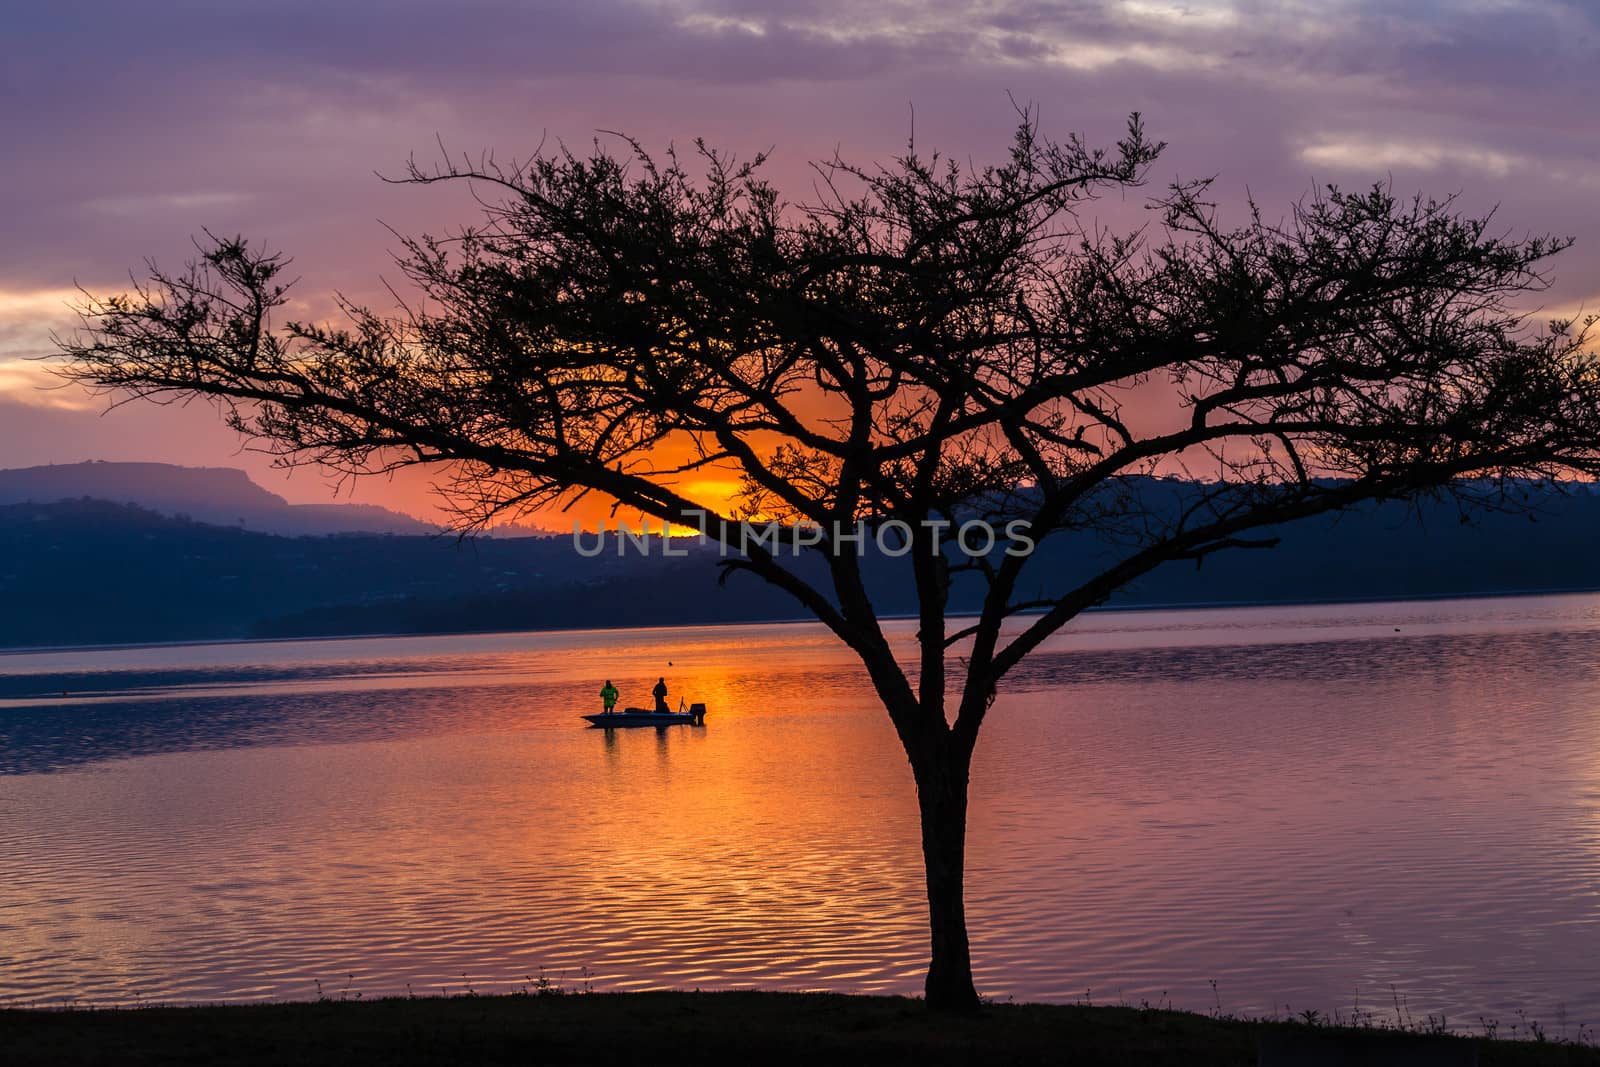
xmin=8 ymin=599 xmax=1600 ymax=1019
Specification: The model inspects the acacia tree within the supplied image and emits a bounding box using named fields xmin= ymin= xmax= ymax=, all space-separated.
xmin=61 ymin=111 xmax=1600 ymax=1011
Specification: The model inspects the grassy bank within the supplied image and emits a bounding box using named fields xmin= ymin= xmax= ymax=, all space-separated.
xmin=2 ymin=991 xmax=1598 ymax=1066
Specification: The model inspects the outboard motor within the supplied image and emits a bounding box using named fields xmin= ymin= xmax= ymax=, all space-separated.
xmin=688 ymin=702 xmax=707 ymax=726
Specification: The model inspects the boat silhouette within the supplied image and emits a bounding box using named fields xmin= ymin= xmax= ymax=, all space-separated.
xmin=583 ymin=702 xmax=707 ymax=728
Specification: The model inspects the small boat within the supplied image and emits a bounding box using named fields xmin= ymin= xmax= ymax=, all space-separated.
xmin=583 ymin=703 xmax=707 ymax=728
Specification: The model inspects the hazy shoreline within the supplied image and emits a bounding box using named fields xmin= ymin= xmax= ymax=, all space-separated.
xmin=7 ymin=584 xmax=1600 ymax=659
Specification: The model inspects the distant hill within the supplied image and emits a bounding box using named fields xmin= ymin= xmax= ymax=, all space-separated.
xmin=1 ymin=477 xmax=1600 ymax=650
xmin=0 ymin=462 xmax=435 ymax=536
xmin=0 ymin=498 xmax=750 ymax=648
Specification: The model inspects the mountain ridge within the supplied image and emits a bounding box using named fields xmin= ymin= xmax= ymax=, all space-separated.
xmin=3 ymin=474 xmax=1600 ymax=649
xmin=0 ymin=461 xmax=436 ymax=536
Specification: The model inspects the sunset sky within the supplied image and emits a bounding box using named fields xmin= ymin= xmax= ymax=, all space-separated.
xmin=4 ymin=0 xmax=1597 ymax=524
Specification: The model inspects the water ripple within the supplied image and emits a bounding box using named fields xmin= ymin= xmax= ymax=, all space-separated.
xmin=2 ymin=595 xmax=1600 ymax=1031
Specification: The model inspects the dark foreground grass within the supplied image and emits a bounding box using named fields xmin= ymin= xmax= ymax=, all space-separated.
xmin=2 ymin=991 xmax=1598 ymax=1066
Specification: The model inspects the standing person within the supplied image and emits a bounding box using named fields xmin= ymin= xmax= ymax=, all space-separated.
xmin=652 ymin=677 xmax=669 ymax=714
xmin=599 ymin=680 xmax=619 ymax=715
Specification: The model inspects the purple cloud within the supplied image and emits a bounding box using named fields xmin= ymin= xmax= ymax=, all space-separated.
xmin=5 ymin=0 xmax=1596 ymax=513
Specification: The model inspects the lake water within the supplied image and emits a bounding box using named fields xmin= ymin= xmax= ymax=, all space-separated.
xmin=3 ymin=594 xmax=1600 ymax=1029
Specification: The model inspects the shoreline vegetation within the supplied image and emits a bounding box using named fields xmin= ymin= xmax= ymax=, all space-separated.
xmin=13 ymin=473 xmax=1600 ymax=652
xmin=6 ymin=585 xmax=1600 ymax=659
xmin=2 ymin=991 xmax=1597 ymax=1066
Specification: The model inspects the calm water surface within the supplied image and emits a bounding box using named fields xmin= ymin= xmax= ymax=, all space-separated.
xmin=3 ymin=595 xmax=1600 ymax=1026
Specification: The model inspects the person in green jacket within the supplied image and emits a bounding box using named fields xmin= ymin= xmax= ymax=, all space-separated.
xmin=599 ymin=680 xmax=619 ymax=715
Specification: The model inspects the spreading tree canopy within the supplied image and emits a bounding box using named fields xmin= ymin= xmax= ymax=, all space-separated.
xmin=60 ymin=110 xmax=1600 ymax=1010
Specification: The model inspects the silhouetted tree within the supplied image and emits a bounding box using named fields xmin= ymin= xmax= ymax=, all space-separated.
xmin=60 ymin=110 xmax=1600 ymax=1011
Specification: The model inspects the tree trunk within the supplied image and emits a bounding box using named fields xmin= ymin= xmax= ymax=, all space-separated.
xmin=914 ymin=748 xmax=981 ymax=1012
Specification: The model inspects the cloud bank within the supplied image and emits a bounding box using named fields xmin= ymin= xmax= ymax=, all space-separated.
xmin=4 ymin=0 xmax=1596 ymax=515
